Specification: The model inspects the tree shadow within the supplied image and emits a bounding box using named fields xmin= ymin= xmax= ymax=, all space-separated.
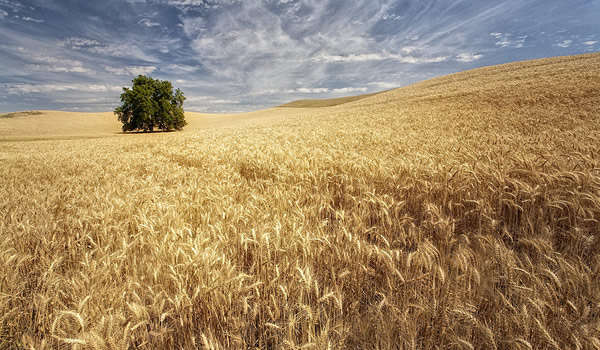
xmin=114 ymin=130 xmax=178 ymax=135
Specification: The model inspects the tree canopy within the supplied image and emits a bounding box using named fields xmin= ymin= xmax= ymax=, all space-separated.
xmin=114 ymin=75 xmax=187 ymax=132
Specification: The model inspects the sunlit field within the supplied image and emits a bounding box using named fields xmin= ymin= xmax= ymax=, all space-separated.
xmin=1 ymin=53 xmax=599 ymax=349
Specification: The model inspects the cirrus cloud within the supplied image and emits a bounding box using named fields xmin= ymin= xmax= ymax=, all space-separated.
xmin=104 ymin=65 xmax=157 ymax=76
xmin=456 ymin=53 xmax=483 ymax=62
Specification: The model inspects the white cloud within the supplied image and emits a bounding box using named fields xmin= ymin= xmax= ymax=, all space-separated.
xmin=181 ymin=17 xmax=207 ymax=36
xmin=186 ymin=95 xmax=211 ymax=102
xmin=207 ymin=99 xmax=240 ymax=104
xmin=456 ymin=53 xmax=483 ymax=62
xmin=583 ymin=41 xmax=598 ymax=45
xmin=86 ymin=44 xmax=130 ymax=57
xmin=515 ymin=42 xmax=526 ymax=49
xmin=60 ymin=37 xmax=125 ymax=57
xmin=26 ymin=64 xmax=93 ymax=74
xmin=491 ymin=33 xmax=526 ymax=48
xmin=167 ymin=0 xmax=240 ymax=10
xmin=164 ymin=64 xmax=198 ymax=73
xmin=556 ymin=40 xmax=572 ymax=48
xmin=0 ymin=9 xmax=8 ymax=18
xmin=138 ymin=18 xmax=159 ymax=27
xmin=382 ymin=13 xmax=402 ymax=21
xmin=21 ymin=16 xmax=43 ymax=23
xmin=254 ymin=87 xmax=368 ymax=95
xmin=59 ymin=37 xmax=154 ymax=61
xmin=29 ymin=55 xmax=83 ymax=67
xmin=311 ymin=53 xmax=386 ymax=63
xmin=0 ymin=0 xmax=25 ymax=12
xmin=400 ymin=46 xmax=417 ymax=54
xmin=311 ymin=52 xmax=448 ymax=64
xmin=295 ymin=88 xmax=330 ymax=94
xmin=24 ymin=55 xmax=94 ymax=74
xmin=60 ymin=37 xmax=101 ymax=48
xmin=496 ymin=40 xmax=510 ymax=48
xmin=332 ymin=87 xmax=368 ymax=94
xmin=104 ymin=65 xmax=157 ymax=76
xmin=54 ymin=97 xmax=116 ymax=104
xmin=6 ymin=83 xmax=122 ymax=95
xmin=368 ymin=81 xmax=398 ymax=89
xmin=185 ymin=95 xmax=240 ymax=106
xmin=393 ymin=55 xmax=448 ymax=64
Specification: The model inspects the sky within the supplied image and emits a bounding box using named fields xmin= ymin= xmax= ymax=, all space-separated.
xmin=0 ymin=0 xmax=599 ymax=113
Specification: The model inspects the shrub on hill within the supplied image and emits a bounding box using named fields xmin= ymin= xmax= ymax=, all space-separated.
xmin=114 ymin=75 xmax=187 ymax=132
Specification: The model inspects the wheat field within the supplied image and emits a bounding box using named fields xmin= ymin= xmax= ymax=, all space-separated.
xmin=1 ymin=53 xmax=599 ymax=349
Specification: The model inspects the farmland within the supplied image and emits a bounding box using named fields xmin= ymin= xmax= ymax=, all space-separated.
xmin=1 ymin=53 xmax=599 ymax=349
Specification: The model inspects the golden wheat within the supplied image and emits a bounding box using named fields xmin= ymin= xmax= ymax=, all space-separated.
xmin=1 ymin=53 xmax=600 ymax=349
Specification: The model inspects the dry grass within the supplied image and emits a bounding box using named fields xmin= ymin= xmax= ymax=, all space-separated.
xmin=1 ymin=53 xmax=600 ymax=349
xmin=0 ymin=111 xmax=43 ymax=119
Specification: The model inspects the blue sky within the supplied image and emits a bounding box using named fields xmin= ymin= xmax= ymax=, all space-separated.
xmin=0 ymin=0 xmax=598 ymax=113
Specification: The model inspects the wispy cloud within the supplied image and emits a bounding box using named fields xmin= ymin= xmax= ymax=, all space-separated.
xmin=21 ymin=16 xmax=43 ymax=23
xmin=456 ymin=53 xmax=483 ymax=62
xmin=58 ymin=37 xmax=157 ymax=62
xmin=60 ymin=37 xmax=101 ymax=49
xmin=310 ymin=53 xmax=449 ymax=64
xmin=54 ymin=97 xmax=116 ymax=104
xmin=583 ymin=41 xmax=597 ymax=46
xmin=368 ymin=82 xmax=399 ymax=89
xmin=0 ymin=0 xmax=26 ymax=12
xmin=556 ymin=40 xmax=572 ymax=48
xmin=491 ymin=32 xmax=527 ymax=49
xmin=5 ymin=83 xmax=122 ymax=95
xmin=207 ymin=99 xmax=240 ymax=104
xmin=332 ymin=87 xmax=368 ymax=94
xmin=166 ymin=0 xmax=240 ymax=10
xmin=138 ymin=18 xmax=159 ymax=27
xmin=60 ymin=37 xmax=129 ymax=58
xmin=61 ymin=38 xmax=128 ymax=57
xmin=295 ymin=88 xmax=330 ymax=94
xmin=8 ymin=48 xmax=96 ymax=75
xmin=26 ymin=64 xmax=92 ymax=74
xmin=104 ymin=65 xmax=157 ymax=76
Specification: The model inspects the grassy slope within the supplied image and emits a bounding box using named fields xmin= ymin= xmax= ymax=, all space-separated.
xmin=1 ymin=53 xmax=599 ymax=349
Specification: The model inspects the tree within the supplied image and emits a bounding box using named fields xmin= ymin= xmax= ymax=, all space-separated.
xmin=114 ymin=75 xmax=187 ymax=132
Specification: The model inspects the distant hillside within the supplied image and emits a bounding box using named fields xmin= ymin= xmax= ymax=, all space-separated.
xmin=278 ymin=91 xmax=383 ymax=108
xmin=0 ymin=111 xmax=43 ymax=118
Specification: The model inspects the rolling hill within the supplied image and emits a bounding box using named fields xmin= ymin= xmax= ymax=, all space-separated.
xmin=1 ymin=53 xmax=599 ymax=349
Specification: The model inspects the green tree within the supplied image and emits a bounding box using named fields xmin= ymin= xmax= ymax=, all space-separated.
xmin=114 ymin=75 xmax=187 ymax=132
